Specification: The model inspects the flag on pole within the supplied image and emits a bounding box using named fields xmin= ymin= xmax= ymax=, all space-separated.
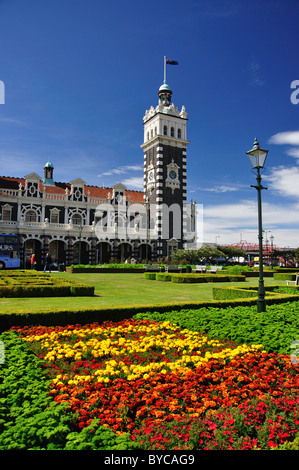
xmin=166 ymin=58 xmax=178 ymax=65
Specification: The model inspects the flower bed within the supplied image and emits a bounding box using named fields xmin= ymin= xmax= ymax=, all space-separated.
xmin=4 ymin=317 xmax=299 ymax=450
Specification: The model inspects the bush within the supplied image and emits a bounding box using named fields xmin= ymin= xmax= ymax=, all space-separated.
xmin=212 ymin=285 xmax=292 ymax=301
xmin=144 ymin=273 xmax=157 ymax=280
xmin=213 ymin=287 xmax=258 ymax=300
xmin=170 ymin=274 xmax=245 ymax=283
xmin=156 ymin=273 xmax=172 ymax=282
xmin=0 ymin=271 xmax=94 ymax=297
xmin=0 ymin=331 xmax=139 ymax=450
xmin=133 ymin=299 xmax=299 ymax=354
xmin=273 ymin=273 xmax=296 ymax=281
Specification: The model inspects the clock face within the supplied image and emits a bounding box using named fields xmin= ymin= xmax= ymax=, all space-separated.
xmin=169 ymin=170 xmax=177 ymax=180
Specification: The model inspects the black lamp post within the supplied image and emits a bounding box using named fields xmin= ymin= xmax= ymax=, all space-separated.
xmin=144 ymin=196 xmax=150 ymax=264
xmin=246 ymin=138 xmax=269 ymax=313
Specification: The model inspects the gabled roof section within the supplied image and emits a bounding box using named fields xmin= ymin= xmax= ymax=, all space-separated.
xmin=70 ymin=177 xmax=86 ymax=186
xmin=24 ymin=172 xmax=42 ymax=180
xmin=112 ymin=182 xmax=127 ymax=191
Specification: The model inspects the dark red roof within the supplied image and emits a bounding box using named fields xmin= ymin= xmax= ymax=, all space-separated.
xmin=0 ymin=176 xmax=144 ymax=202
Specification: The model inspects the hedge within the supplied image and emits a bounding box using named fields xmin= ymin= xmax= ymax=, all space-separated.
xmin=147 ymin=273 xmax=245 ymax=283
xmin=213 ymin=285 xmax=299 ymax=301
xmin=144 ymin=273 xmax=157 ymax=280
xmin=67 ymin=267 xmax=145 ymax=273
xmin=1 ymin=292 xmax=298 ymax=333
xmin=155 ymin=273 xmax=172 ymax=282
xmin=273 ymin=273 xmax=297 ymax=281
xmin=212 ymin=287 xmax=259 ymax=300
xmin=170 ymin=273 xmax=245 ymax=283
xmin=0 ymin=271 xmax=94 ymax=297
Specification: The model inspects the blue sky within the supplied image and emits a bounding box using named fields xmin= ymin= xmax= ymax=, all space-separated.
xmin=0 ymin=0 xmax=299 ymax=248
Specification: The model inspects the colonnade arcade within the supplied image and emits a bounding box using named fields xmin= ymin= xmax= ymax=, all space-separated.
xmin=21 ymin=234 xmax=153 ymax=268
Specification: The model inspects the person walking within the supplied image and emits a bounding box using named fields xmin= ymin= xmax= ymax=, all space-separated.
xmin=30 ymin=253 xmax=36 ymax=270
xmin=44 ymin=253 xmax=52 ymax=273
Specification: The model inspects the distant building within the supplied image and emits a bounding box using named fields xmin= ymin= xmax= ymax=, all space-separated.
xmin=0 ymin=79 xmax=197 ymax=268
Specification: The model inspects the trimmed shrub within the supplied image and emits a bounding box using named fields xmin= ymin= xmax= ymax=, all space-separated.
xmin=143 ymin=273 xmax=157 ymax=280
xmin=213 ymin=287 xmax=258 ymax=300
xmin=156 ymin=273 xmax=172 ymax=282
xmin=170 ymin=273 xmax=246 ymax=283
xmin=273 ymin=273 xmax=297 ymax=281
xmin=1 ymin=291 xmax=298 ymax=332
xmin=0 ymin=271 xmax=94 ymax=298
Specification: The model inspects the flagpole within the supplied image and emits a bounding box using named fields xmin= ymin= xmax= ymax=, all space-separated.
xmin=164 ymin=56 xmax=166 ymax=83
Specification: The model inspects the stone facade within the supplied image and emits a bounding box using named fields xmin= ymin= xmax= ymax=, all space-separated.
xmin=0 ymin=81 xmax=197 ymax=268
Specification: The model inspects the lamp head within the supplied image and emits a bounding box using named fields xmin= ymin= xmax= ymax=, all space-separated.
xmin=246 ymin=138 xmax=269 ymax=169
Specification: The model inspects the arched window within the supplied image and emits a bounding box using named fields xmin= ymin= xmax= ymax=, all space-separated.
xmin=171 ymin=127 xmax=174 ymax=137
xmin=72 ymin=214 xmax=82 ymax=225
xmin=25 ymin=210 xmax=37 ymax=222
xmin=163 ymin=125 xmax=167 ymax=136
xmin=177 ymin=128 xmax=181 ymax=139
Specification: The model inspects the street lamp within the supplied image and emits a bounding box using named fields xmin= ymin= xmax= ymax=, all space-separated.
xmin=246 ymin=137 xmax=269 ymax=312
xmin=144 ymin=196 xmax=150 ymax=264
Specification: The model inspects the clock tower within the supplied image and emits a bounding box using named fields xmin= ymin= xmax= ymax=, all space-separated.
xmin=141 ymin=79 xmax=192 ymax=259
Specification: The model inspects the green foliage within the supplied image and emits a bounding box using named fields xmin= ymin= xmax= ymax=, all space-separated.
xmin=212 ymin=285 xmax=296 ymax=301
xmin=133 ymin=300 xmax=299 ymax=354
xmin=68 ymin=263 xmax=146 ymax=273
xmin=0 ymin=330 xmax=73 ymax=450
xmin=171 ymin=274 xmax=246 ymax=283
xmin=156 ymin=273 xmax=172 ymax=282
xmin=152 ymin=273 xmax=246 ymax=283
xmin=173 ymin=244 xmax=246 ymax=265
xmin=274 ymin=286 xmax=299 ymax=295
xmin=212 ymin=287 xmax=258 ymax=300
xmin=71 ymin=263 xmax=145 ymax=269
xmin=0 ymin=271 xmax=94 ymax=297
xmin=65 ymin=420 xmax=139 ymax=450
xmin=273 ymin=434 xmax=299 ymax=450
xmin=143 ymin=273 xmax=157 ymax=280
xmin=0 ymin=330 xmax=140 ymax=450
xmin=273 ymin=273 xmax=296 ymax=281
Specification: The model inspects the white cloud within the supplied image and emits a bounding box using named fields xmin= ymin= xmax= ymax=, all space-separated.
xmin=98 ymin=165 xmax=142 ymax=178
xmin=265 ymin=166 xmax=299 ymax=199
xmin=200 ymin=200 xmax=299 ymax=247
xmin=122 ymin=176 xmax=144 ymax=190
xmin=268 ymin=130 xmax=299 ymax=146
xmin=286 ymin=148 xmax=299 ymax=161
xmin=197 ymin=185 xmax=239 ymax=193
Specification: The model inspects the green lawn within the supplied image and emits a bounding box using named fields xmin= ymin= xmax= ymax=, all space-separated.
xmin=0 ymin=272 xmax=286 ymax=314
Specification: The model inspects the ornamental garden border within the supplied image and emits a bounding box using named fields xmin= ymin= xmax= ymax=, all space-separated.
xmin=0 ymin=270 xmax=94 ymax=298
